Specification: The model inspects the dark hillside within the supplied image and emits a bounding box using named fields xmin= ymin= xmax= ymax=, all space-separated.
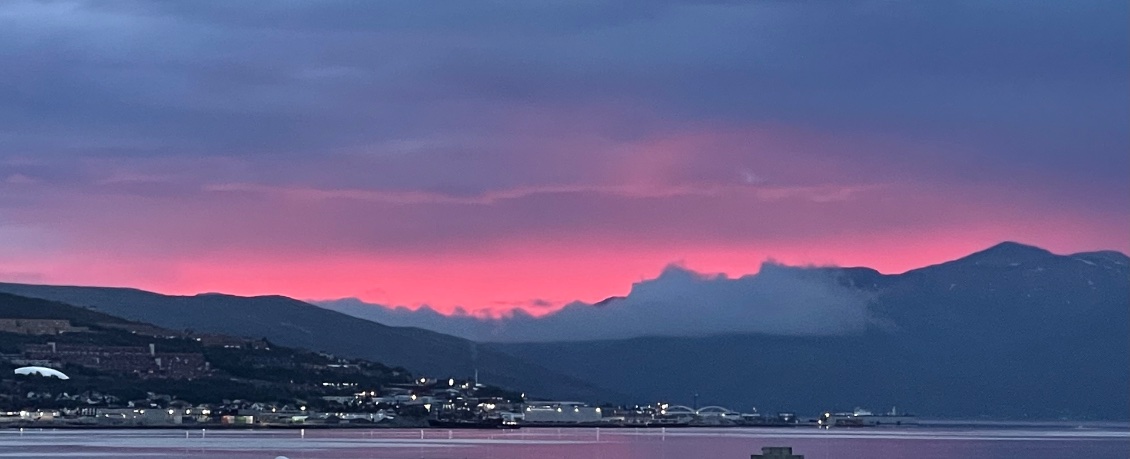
xmin=0 ymin=284 xmax=616 ymax=402
xmin=0 ymin=292 xmax=130 ymax=325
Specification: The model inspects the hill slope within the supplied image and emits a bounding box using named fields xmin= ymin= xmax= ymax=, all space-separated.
xmin=0 ymin=292 xmax=130 ymax=325
xmin=0 ymin=284 xmax=614 ymax=402
xmin=0 ymin=292 xmax=417 ymax=410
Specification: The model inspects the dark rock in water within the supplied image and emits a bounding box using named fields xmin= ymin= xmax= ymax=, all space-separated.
xmin=752 ymin=446 xmax=804 ymax=458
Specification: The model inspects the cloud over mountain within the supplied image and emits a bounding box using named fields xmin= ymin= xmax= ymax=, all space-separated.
xmin=316 ymin=262 xmax=875 ymax=342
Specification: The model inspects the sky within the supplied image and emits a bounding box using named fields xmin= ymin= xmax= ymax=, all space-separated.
xmin=1 ymin=1 xmax=1127 ymax=316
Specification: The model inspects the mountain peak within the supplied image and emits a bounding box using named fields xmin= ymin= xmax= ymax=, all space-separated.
xmin=957 ymin=241 xmax=1055 ymax=266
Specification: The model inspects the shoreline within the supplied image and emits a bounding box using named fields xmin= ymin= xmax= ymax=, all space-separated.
xmin=4 ymin=420 xmax=1127 ymax=431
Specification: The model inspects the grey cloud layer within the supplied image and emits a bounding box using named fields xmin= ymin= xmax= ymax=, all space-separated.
xmin=1 ymin=0 xmax=1127 ymax=270
xmin=316 ymin=263 xmax=876 ymax=342
xmin=1 ymin=1 xmax=1126 ymax=203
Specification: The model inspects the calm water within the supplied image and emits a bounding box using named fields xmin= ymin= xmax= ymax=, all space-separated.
xmin=0 ymin=425 xmax=1126 ymax=458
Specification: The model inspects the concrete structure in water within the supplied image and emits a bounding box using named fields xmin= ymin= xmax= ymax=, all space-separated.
xmin=752 ymin=446 xmax=804 ymax=459
xmin=523 ymin=402 xmax=603 ymax=423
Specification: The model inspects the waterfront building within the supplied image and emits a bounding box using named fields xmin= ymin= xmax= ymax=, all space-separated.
xmin=90 ymin=408 xmax=185 ymax=426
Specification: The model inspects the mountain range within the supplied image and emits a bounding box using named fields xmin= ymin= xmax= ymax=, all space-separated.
xmin=2 ymin=242 xmax=1127 ymax=419
xmin=488 ymin=242 xmax=1129 ymax=419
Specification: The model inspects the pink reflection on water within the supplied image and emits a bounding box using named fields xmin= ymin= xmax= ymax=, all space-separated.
xmin=0 ymin=427 xmax=1127 ymax=459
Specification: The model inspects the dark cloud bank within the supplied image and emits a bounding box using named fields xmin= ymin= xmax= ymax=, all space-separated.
xmin=316 ymin=262 xmax=875 ymax=342
xmin=1 ymin=0 xmax=1126 ymax=203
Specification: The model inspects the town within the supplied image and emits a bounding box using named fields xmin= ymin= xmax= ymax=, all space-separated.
xmin=1 ymin=296 xmax=914 ymax=429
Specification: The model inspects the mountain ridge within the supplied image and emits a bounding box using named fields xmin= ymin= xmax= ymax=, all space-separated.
xmin=486 ymin=243 xmax=1129 ymax=419
xmin=0 ymin=283 xmax=619 ymax=403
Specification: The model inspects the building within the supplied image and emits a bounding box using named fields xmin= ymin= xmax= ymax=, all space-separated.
xmin=193 ymin=334 xmax=271 ymax=350
xmin=89 ymin=408 xmax=184 ymax=426
xmin=22 ymin=342 xmax=210 ymax=379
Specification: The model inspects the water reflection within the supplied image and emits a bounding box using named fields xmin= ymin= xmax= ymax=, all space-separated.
xmin=0 ymin=426 xmax=1126 ymax=459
